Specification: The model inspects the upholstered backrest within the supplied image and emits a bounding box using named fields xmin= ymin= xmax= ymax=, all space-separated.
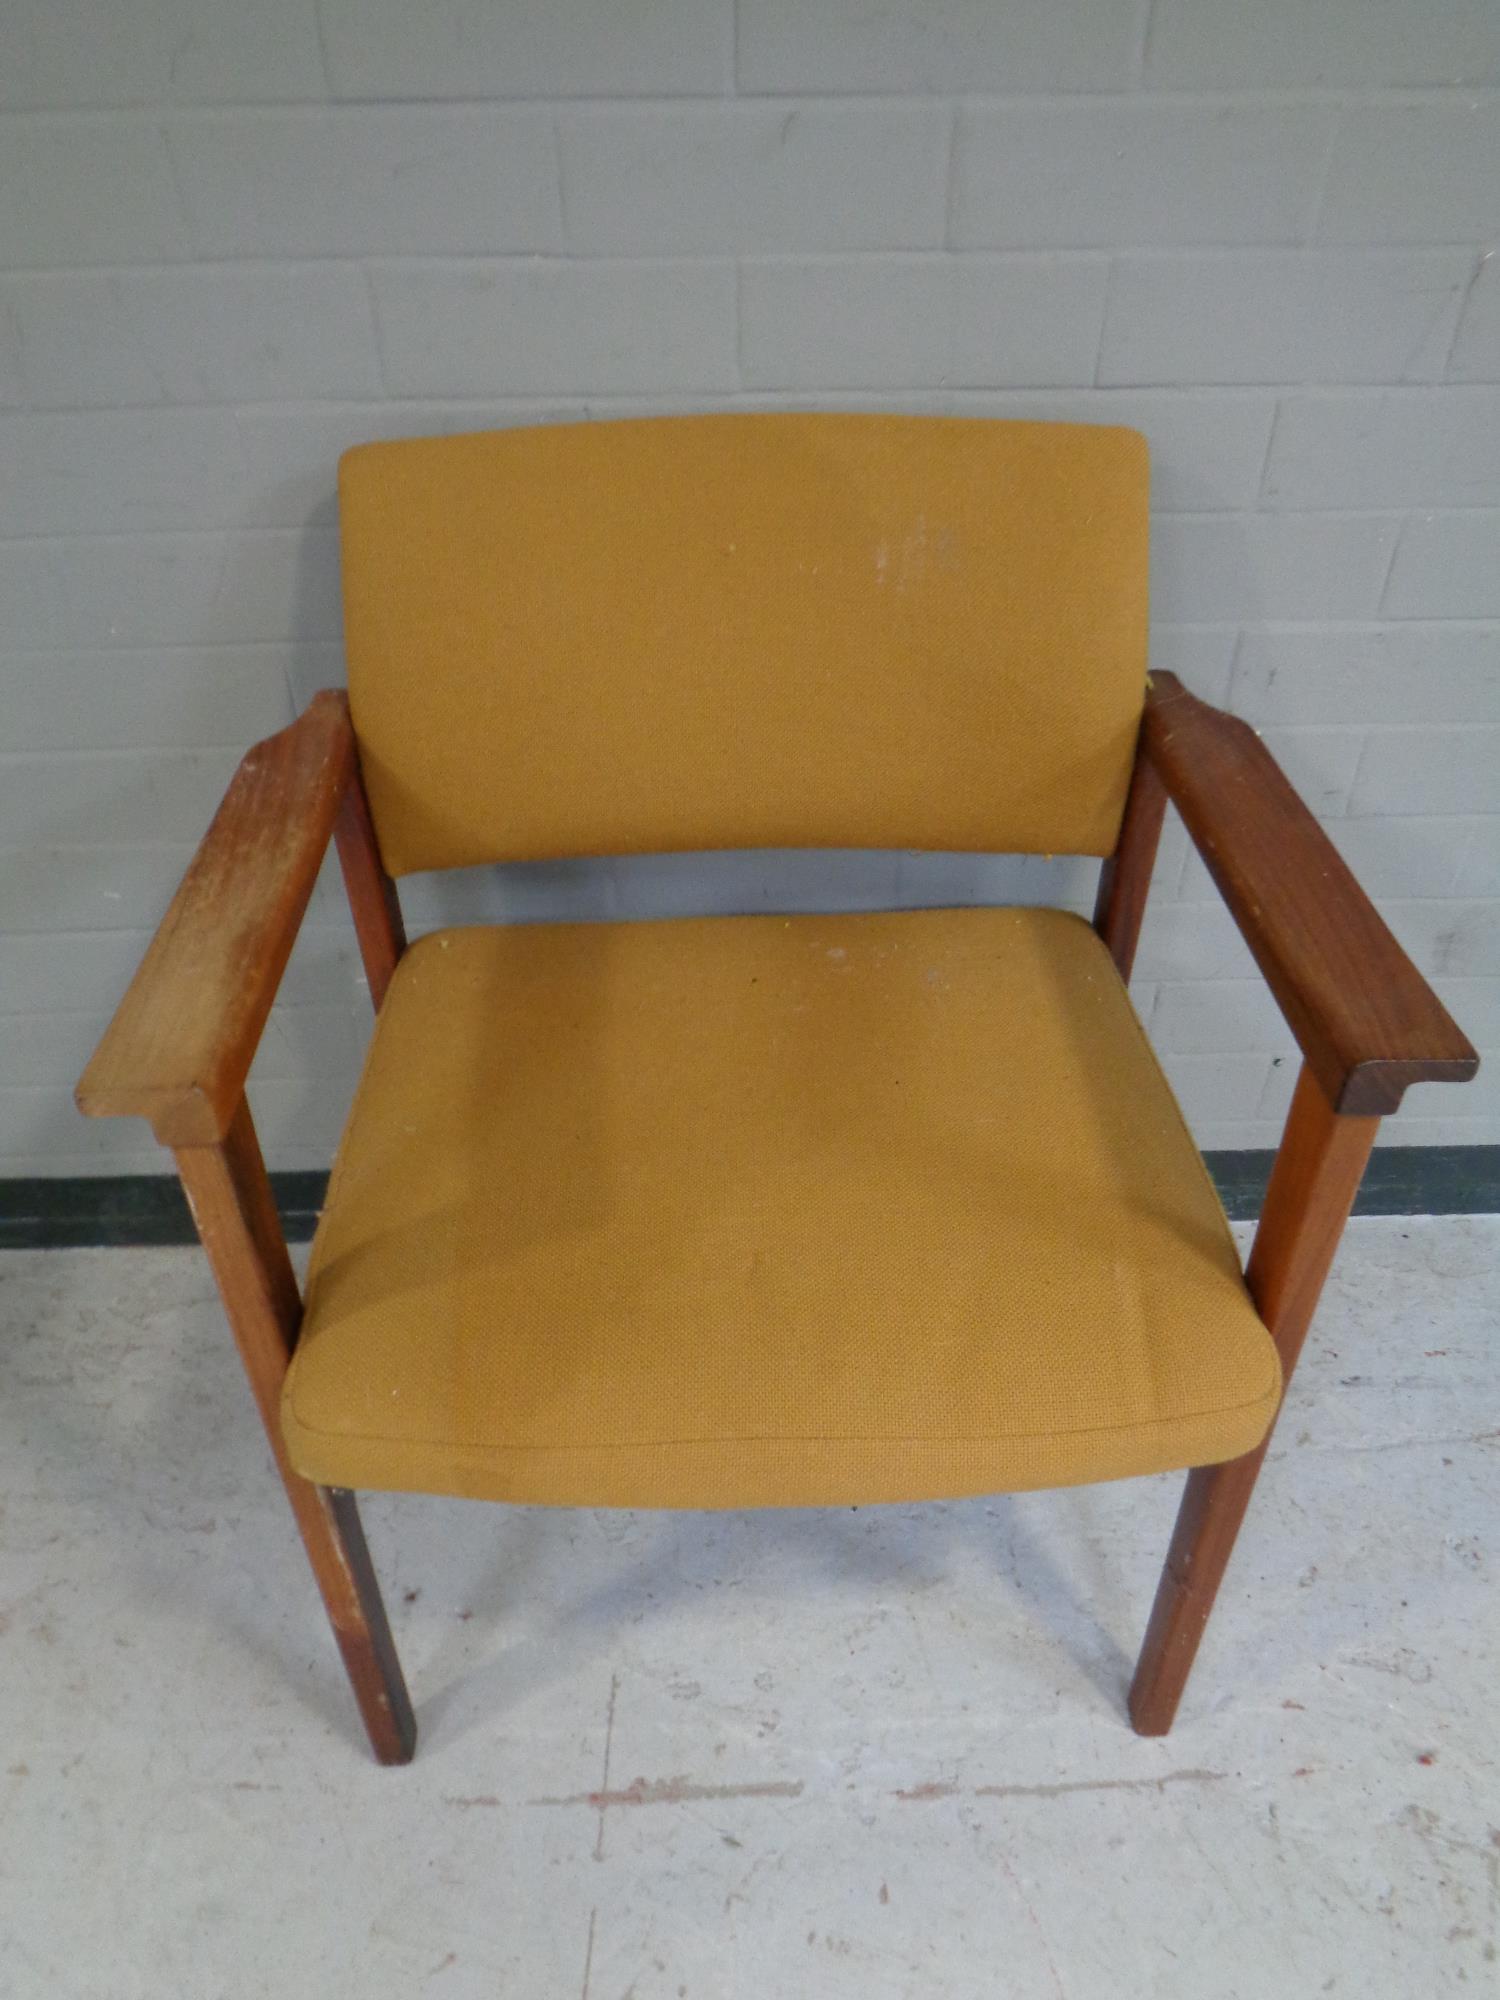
xmin=337 ymin=415 xmax=1149 ymax=875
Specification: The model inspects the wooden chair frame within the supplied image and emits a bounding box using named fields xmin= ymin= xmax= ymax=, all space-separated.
xmin=77 ymin=676 xmax=1477 ymax=1763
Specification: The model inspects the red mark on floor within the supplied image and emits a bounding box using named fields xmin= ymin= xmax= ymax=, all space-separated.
xmin=895 ymin=1769 xmax=1223 ymax=1803
xmin=999 ymin=1852 xmax=1066 ymax=1999
xmin=579 ymin=1907 xmax=597 ymax=2000
xmin=534 ymin=1776 xmax=804 ymax=1810
xmin=594 ymin=1674 xmax=619 ymax=1862
xmin=973 ymin=1770 xmax=1223 ymax=1802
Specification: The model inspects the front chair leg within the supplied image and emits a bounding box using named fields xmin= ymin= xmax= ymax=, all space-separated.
xmin=1129 ymin=1064 xmax=1379 ymax=1735
xmin=175 ymin=1097 xmax=416 ymax=1765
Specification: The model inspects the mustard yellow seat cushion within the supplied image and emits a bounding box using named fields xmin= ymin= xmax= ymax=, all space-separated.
xmin=281 ymin=908 xmax=1280 ymax=1508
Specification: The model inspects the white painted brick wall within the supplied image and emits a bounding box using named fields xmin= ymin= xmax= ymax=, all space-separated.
xmin=1 ymin=0 xmax=1495 ymax=1173
xmin=0 ymin=0 xmax=329 ymax=107
xmin=1385 ymin=512 xmax=1500 ymax=618
xmin=738 ymin=256 xmax=1109 ymax=388
xmin=1097 ymin=251 xmax=1474 ymax=386
xmin=370 ymin=260 xmax=740 ymax=395
xmin=1449 ymin=256 xmax=1500 ymax=380
xmin=735 ymin=1 xmax=1146 ymax=95
xmin=1143 ymin=0 xmax=1500 ymax=89
xmin=167 ymin=108 xmax=564 ymax=257
xmin=5 ymin=265 xmax=383 ymax=406
xmin=559 ymin=103 xmax=950 ymax=254
xmin=951 ymin=101 xmax=1336 ymax=249
xmin=316 ymin=0 xmax=729 ymax=100
xmin=1263 ymin=389 xmax=1500 ymax=508
xmin=1316 ymin=101 xmax=1500 ymax=242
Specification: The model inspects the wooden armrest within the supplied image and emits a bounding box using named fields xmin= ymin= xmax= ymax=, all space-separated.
xmin=76 ymin=691 xmax=355 ymax=1146
xmin=1142 ymin=671 xmax=1478 ymax=1115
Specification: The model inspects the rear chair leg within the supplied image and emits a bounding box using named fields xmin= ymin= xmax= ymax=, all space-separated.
xmin=1129 ymin=1064 xmax=1379 ymax=1735
xmin=175 ymin=1096 xmax=416 ymax=1765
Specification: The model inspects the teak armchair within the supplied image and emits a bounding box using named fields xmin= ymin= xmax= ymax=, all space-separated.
xmin=77 ymin=417 xmax=1477 ymax=1764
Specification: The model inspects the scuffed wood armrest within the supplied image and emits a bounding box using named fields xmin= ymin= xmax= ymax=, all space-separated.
xmin=76 ymin=690 xmax=355 ymax=1146
xmin=1142 ymin=671 xmax=1478 ymax=1116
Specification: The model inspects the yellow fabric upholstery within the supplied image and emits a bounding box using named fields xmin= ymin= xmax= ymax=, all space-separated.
xmin=281 ymin=909 xmax=1279 ymax=1507
xmin=337 ymin=416 xmax=1149 ymax=873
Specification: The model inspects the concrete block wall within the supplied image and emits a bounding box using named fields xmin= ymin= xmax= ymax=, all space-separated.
xmin=2 ymin=0 xmax=1497 ymax=1173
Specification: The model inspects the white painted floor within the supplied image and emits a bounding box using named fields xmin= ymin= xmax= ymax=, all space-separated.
xmin=1 ymin=1217 xmax=1496 ymax=1998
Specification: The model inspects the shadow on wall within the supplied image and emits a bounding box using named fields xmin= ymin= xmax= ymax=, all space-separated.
xmin=399 ymin=849 xmax=1105 ymax=931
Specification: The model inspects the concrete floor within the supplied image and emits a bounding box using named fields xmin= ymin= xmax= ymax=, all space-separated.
xmin=1 ymin=1218 xmax=1496 ymax=1999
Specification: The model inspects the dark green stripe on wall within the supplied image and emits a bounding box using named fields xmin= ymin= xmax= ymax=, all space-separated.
xmin=1 ymin=1149 xmax=1497 ymax=1250
xmin=0 ymin=1171 xmax=328 ymax=1250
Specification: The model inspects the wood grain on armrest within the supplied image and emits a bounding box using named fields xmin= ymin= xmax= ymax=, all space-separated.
xmin=76 ymin=690 xmax=355 ymax=1146
xmin=1142 ymin=672 xmax=1478 ymax=1114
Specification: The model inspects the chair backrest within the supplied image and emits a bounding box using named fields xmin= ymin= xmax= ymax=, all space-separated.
xmin=337 ymin=415 xmax=1149 ymax=876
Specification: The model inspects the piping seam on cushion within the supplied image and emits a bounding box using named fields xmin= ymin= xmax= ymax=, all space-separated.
xmin=283 ymin=1370 xmax=1282 ymax=1458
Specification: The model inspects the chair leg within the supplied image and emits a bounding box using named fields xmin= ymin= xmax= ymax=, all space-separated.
xmin=1128 ymin=1064 xmax=1379 ymax=1735
xmin=294 ymin=1484 xmax=417 ymax=1766
xmin=1128 ymin=1451 xmax=1268 ymax=1736
xmin=175 ymin=1096 xmax=416 ymax=1764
